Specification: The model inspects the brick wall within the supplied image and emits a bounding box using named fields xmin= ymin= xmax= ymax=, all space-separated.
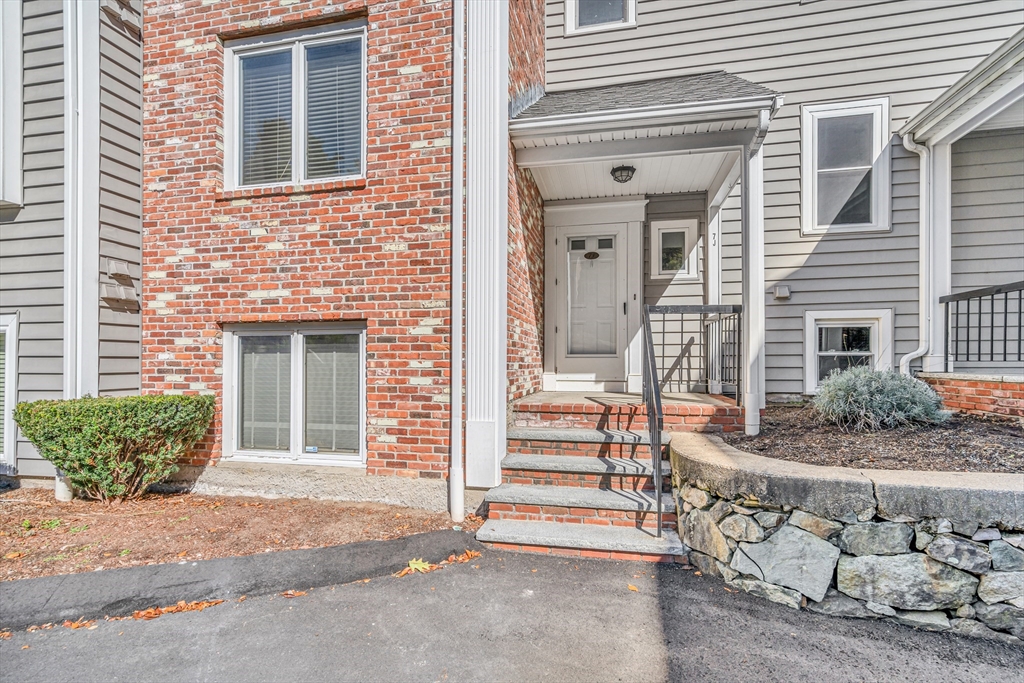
xmin=919 ymin=373 xmax=1024 ymax=420
xmin=506 ymin=0 xmax=546 ymax=402
xmin=142 ymin=0 xmax=454 ymax=478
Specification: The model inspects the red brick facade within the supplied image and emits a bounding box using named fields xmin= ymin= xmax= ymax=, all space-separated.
xmin=506 ymin=0 xmax=547 ymax=401
xmin=142 ymin=0 xmax=454 ymax=478
xmin=920 ymin=373 xmax=1024 ymax=420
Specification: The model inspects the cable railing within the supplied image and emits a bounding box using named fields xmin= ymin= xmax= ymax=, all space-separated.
xmin=941 ymin=281 xmax=1023 ymax=372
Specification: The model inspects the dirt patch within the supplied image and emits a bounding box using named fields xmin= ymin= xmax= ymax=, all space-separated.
xmin=722 ymin=405 xmax=1024 ymax=473
xmin=0 ymin=488 xmax=483 ymax=582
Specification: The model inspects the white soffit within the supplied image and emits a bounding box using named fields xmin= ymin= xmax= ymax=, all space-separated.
xmin=975 ymin=97 xmax=1024 ymax=131
xmin=529 ymin=151 xmax=738 ymax=201
xmin=512 ymin=118 xmax=755 ymax=150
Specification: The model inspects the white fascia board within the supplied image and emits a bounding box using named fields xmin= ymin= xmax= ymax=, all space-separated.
xmin=899 ymin=28 xmax=1024 ymax=140
xmin=509 ymin=95 xmax=777 ymax=138
xmin=927 ymin=76 xmax=1024 ymax=146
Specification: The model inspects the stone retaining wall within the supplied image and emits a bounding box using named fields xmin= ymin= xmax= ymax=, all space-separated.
xmin=670 ymin=432 xmax=1024 ymax=645
xmin=919 ymin=372 xmax=1024 ymax=420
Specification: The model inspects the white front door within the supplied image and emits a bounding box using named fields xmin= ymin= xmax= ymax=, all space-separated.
xmin=554 ymin=224 xmax=628 ymax=382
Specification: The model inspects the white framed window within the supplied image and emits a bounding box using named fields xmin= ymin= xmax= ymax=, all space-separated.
xmin=801 ymin=98 xmax=891 ymax=235
xmin=804 ymin=309 xmax=892 ymax=393
xmin=650 ymin=219 xmax=699 ymax=281
xmin=222 ymin=323 xmax=366 ymax=466
xmin=0 ymin=0 xmax=23 ymax=208
xmin=564 ymin=0 xmax=637 ymax=36
xmin=224 ymin=22 xmax=367 ymax=190
xmin=0 ymin=312 xmax=19 ymax=470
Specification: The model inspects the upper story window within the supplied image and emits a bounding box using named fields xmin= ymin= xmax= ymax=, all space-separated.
xmin=565 ymin=0 xmax=637 ymax=36
xmin=225 ymin=23 xmax=366 ymax=190
xmin=0 ymin=0 xmax=23 ymax=208
xmin=801 ymin=98 xmax=891 ymax=235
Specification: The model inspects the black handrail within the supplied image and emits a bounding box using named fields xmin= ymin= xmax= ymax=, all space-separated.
xmin=942 ymin=281 xmax=1023 ymax=372
xmin=641 ymin=305 xmax=664 ymax=538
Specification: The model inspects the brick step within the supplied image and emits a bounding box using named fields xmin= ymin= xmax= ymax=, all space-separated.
xmin=512 ymin=405 xmax=742 ymax=432
xmin=484 ymin=484 xmax=675 ymax=530
xmin=487 ymin=501 xmax=676 ymax=530
xmin=500 ymin=453 xmax=669 ymax=490
xmin=506 ymin=427 xmax=669 ymax=459
xmin=477 ymin=519 xmax=687 ymax=561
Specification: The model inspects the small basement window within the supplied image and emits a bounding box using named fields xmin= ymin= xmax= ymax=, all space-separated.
xmin=651 ymin=219 xmax=698 ymax=281
xmin=801 ymin=98 xmax=891 ymax=234
xmin=224 ymin=324 xmax=365 ymax=465
xmin=804 ymin=309 xmax=892 ymax=393
xmin=565 ymin=0 xmax=636 ymax=36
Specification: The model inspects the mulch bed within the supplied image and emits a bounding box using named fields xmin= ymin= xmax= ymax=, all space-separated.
xmin=0 ymin=487 xmax=483 ymax=582
xmin=721 ymin=405 xmax=1024 ymax=474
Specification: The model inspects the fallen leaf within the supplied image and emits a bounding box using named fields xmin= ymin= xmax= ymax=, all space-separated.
xmin=408 ymin=558 xmax=436 ymax=573
xmin=238 ymin=595 xmax=247 ymax=603
xmin=21 ymin=645 xmax=29 ymax=650
xmin=62 ymin=618 xmax=96 ymax=630
xmin=280 ymin=590 xmax=307 ymax=598
xmin=177 ymin=551 xmax=188 ymax=557
xmin=0 ymin=631 xmax=11 ymax=640
xmin=628 ymin=584 xmax=639 ymax=592
xmin=693 ymin=571 xmax=702 ymax=577
xmin=4 ymin=552 xmax=26 ymax=559
xmin=531 ymin=569 xmax=537 ymax=573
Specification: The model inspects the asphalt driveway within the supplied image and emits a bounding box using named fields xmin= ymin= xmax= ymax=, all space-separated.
xmin=2 ymin=549 xmax=1019 ymax=682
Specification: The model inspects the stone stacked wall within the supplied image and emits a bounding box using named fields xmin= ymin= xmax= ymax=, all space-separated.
xmin=920 ymin=373 xmax=1024 ymax=420
xmin=671 ymin=435 xmax=1024 ymax=645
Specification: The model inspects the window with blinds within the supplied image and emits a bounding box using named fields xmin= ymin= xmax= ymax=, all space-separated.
xmin=232 ymin=328 xmax=364 ymax=463
xmin=230 ymin=27 xmax=364 ymax=188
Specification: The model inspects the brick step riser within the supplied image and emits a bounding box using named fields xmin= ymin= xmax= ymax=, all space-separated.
xmin=512 ymin=414 xmax=742 ymax=432
xmin=487 ymin=503 xmax=676 ymax=530
xmin=501 ymin=471 xmax=667 ymax=491
xmin=507 ymin=440 xmax=664 ymax=459
xmin=482 ymin=542 xmax=685 ymax=563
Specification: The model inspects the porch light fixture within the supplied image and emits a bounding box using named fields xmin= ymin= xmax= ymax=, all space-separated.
xmin=611 ymin=165 xmax=635 ymax=183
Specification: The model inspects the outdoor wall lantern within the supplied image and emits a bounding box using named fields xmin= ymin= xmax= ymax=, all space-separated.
xmin=611 ymin=165 xmax=636 ymax=183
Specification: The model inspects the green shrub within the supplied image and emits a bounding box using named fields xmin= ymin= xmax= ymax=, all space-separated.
xmin=811 ymin=367 xmax=948 ymax=432
xmin=13 ymin=394 xmax=215 ymax=501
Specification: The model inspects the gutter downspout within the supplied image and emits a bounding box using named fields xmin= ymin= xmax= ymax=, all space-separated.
xmin=900 ymin=132 xmax=930 ymax=375
xmin=449 ymin=0 xmax=466 ymax=523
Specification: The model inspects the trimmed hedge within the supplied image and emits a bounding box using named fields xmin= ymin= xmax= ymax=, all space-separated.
xmin=812 ymin=367 xmax=948 ymax=432
xmin=13 ymin=394 xmax=215 ymax=501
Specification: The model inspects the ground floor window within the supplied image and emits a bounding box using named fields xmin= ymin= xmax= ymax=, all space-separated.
xmin=803 ymin=309 xmax=892 ymax=393
xmin=0 ymin=313 xmax=17 ymax=469
xmin=224 ymin=324 xmax=365 ymax=465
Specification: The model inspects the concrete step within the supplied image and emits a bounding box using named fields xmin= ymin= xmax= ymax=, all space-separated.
xmin=506 ymin=427 xmax=671 ymax=445
xmin=477 ymin=519 xmax=687 ymax=557
xmin=484 ymin=483 xmax=673 ymax=513
xmin=501 ymin=453 xmax=669 ymax=477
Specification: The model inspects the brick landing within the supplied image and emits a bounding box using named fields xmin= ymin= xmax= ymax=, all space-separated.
xmin=512 ymin=391 xmax=743 ymax=432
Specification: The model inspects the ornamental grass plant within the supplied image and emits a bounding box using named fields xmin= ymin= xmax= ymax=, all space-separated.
xmin=811 ymin=367 xmax=948 ymax=432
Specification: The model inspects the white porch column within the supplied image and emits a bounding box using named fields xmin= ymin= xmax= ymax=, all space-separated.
xmin=923 ymin=142 xmax=952 ymax=372
xmin=465 ymin=0 xmax=508 ymax=488
xmin=741 ymin=146 xmax=765 ymax=434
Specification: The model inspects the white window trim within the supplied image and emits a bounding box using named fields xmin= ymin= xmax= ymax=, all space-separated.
xmin=224 ymin=21 xmax=367 ymax=191
xmin=801 ymin=98 xmax=891 ymax=235
xmin=650 ymin=218 xmax=699 ymax=282
xmin=804 ymin=309 xmax=893 ymax=394
xmin=0 ymin=312 xmax=19 ymax=470
xmin=564 ymin=0 xmax=637 ymax=37
xmin=1 ymin=0 xmax=23 ymax=208
xmin=222 ymin=322 xmax=367 ymax=467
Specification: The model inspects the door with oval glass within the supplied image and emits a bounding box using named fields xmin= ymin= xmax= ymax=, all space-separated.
xmin=554 ymin=223 xmax=628 ymax=382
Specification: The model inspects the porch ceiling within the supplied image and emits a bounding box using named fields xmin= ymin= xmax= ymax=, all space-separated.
xmin=529 ymin=150 xmax=739 ymax=201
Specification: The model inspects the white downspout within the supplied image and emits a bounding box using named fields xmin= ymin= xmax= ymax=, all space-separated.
xmin=900 ymin=133 xmax=931 ymax=375
xmin=449 ymin=0 xmax=466 ymax=523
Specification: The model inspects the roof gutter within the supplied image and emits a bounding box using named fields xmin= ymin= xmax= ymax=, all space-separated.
xmin=899 ymin=132 xmax=931 ymax=376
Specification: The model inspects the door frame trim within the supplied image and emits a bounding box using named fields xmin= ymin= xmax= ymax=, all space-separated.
xmin=543 ymin=198 xmax=647 ymax=392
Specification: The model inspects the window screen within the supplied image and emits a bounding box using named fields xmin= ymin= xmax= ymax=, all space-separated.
xmin=817 ymin=325 xmax=873 ymax=382
xmin=305 ymin=40 xmax=362 ymax=179
xmin=239 ymin=336 xmax=291 ymax=450
xmin=816 ymin=114 xmax=873 ymax=226
xmin=240 ymin=51 xmax=292 ymax=186
xmin=577 ymin=0 xmax=627 ymax=27
xmin=304 ymin=334 xmax=360 ymax=453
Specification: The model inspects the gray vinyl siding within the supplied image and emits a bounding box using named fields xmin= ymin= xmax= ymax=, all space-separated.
xmin=0 ymin=0 xmax=64 ymax=476
xmin=97 ymin=5 xmax=142 ymax=396
xmin=644 ymin=193 xmax=708 ymax=391
xmin=948 ymin=128 xmax=1024 ymax=376
xmin=546 ymin=0 xmax=1022 ymax=394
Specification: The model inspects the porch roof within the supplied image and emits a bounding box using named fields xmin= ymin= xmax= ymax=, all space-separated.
xmin=514 ymin=71 xmax=777 ymax=123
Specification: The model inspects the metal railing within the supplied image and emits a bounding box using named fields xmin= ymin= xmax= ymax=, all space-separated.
xmin=641 ymin=304 xmax=744 ymax=538
xmin=941 ymin=281 xmax=1023 ymax=372
xmin=645 ymin=305 xmax=743 ymax=403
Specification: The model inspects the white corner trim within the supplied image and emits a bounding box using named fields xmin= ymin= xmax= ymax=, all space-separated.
xmin=803 ymin=308 xmax=894 ymax=394
xmin=650 ymin=218 xmax=700 ymax=282
xmin=1 ymin=312 xmax=18 ymax=469
xmin=0 ymin=0 xmax=23 ymax=208
xmin=800 ymin=97 xmax=891 ymax=236
xmin=563 ymin=0 xmax=636 ymax=37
